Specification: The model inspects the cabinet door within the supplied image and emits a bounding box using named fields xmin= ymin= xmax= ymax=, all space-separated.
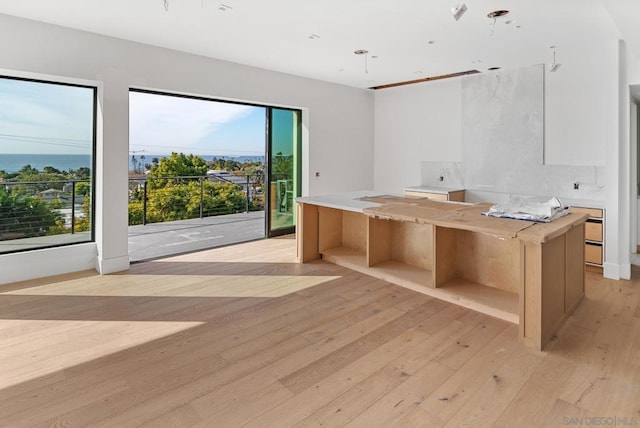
xmin=585 ymin=221 xmax=603 ymax=242
xmin=585 ymin=243 xmax=603 ymax=265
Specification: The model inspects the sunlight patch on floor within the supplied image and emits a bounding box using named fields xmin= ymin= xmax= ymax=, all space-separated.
xmin=1 ymin=275 xmax=341 ymax=298
xmin=0 ymin=320 xmax=203 ymax=390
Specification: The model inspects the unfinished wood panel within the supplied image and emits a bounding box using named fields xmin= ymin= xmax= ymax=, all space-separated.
xmin=342 ymin=211 xmax=367 ymax=253
xmin=404 ymin=190 xmax=449 ymax=201
xmin=434 ymin=226 xmax=457 ymax=287
xmin=541 ymin=234 xmax=566 ymax=345
xmin=586 ymin=264 xmax=604 ymax=273
xmin=448 ymin=190 xmax=465 ymax=202
xmin=454 ymin=230 xmax=519 ymax=293
xmin=517 ymin=212 xmax=587 ymax=244
xmin=585 ymin=243 xmax=603 ymax=265
xmin=522 ymin=241 xmax=542 ymax=350
xmin=585 ymin=220 xmax=603 ymax=242
xmin=571 ymin=206 xmax=604 ymax=218
xmin=403 ymin=189 xmax=465 ymax=202
xmin=565 ymin=224 xmax=585 ymax=313
xmin=390 ymin=221 xmax=433 ymax=271
xmin=318 ymin=207 xmax=342 ymax=252
xmin=433 ymin=278 xmax=519 ymax=323
xmin=296 ymin=203 xmax=320 ymax=263
xmin=367 ymin=217 xmax=392 ymax=267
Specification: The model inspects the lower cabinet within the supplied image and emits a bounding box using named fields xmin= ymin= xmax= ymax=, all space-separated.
xmin=571 ymin=206 xmax=604 ymax=272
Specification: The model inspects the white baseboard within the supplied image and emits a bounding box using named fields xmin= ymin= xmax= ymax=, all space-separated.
xmin=0 ymin=243 xmax=97 ymax=285
xmin=96 ymin=254 xmax=130 ymax=274
xmin=604 ymin=262 xmax=631 ymax=280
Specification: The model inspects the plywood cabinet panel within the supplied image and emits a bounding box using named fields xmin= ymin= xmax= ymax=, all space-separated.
xmin=541 ymin=234 xmax=567 ymax=344
xmin=403 ymin=188 xmax=465 ymax=202
xmin=454 ymin=230 xmax=520 ymax=294
xmin=342 ymin=211 xmax=367 ymax=253
xmin=585 ymin=243 xmax=603 ymax=265
xmin=296 ymin=203 xmax=320 ymax=263
xmin=585 ymin=221 xmax=603 ymax=242
xmin=391 ymin=221 xmax=433 ymax=271
xmin=571 ymin=206 xmax=604 ymax=271
xmin=297 ymin=194 xmax=587 ymax=351
xmin=571 ymin=207 xmax=603 ymax=218
xmin=405 ymin=190 xmax=448 ymax=200
xmin=565 ymin=224 xmax=585 ymax=313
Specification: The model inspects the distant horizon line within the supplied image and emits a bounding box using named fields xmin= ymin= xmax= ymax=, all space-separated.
xmin=0 ymin=153 xmax=266 ymax=157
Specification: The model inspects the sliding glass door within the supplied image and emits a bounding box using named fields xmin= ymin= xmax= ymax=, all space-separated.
xmin=267 ymin=108 xmax=301 ymax=237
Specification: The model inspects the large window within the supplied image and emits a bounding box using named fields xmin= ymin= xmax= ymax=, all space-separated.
xmin=0 ymin=75 xmax=96 ymax=254
xmin=127 ymin=89 xmax=301 ymax=261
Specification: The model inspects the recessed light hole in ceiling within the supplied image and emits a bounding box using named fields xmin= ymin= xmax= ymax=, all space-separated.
xmin=488 ymin=9 xmax=509 ymax=35
xmin=487 ymin=10 xmax=509 ymax=19
xmin=354 ymin=50 xmax=370 ymax=74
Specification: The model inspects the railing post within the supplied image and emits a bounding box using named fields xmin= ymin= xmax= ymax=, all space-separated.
xmin=200 ymin=177 xmax=204 ymax=219
xmin=143 ymin=181 xmax=147 ymax=226
xmin=245 ymin=175 xmax=250 ymax=213
xmin=71 ymin=181 xmax=76 ymax=234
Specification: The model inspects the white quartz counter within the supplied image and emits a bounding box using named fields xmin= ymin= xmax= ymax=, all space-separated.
xmin=296 ymin=191 xmax=384 ymax=213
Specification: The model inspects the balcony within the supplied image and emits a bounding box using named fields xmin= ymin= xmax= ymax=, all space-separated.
xmin=0 ymin=175 xmax=266 ymax=260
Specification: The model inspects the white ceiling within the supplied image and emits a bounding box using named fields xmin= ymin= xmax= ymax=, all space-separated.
xmin=0 ymin=0 xmax=638 ymax=89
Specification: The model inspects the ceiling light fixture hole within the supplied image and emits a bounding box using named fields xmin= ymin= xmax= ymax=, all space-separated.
xmin=487 ymin=10 xmax=509 ymax=19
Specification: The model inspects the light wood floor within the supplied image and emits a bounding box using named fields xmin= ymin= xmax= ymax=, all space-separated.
xmin=1 ymin=236 xmax=639 ymax=427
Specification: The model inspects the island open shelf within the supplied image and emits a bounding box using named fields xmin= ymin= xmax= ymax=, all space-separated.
xmin=296 ymin=192 xmax=588 ymax=350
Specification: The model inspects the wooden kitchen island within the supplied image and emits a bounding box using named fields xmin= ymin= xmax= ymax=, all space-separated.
xmin=296 ymin=191 xmax=588 ymax=350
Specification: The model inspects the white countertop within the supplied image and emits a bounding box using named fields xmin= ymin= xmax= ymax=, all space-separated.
xmin=404 ymin=185 xmax=465 ymax=194
xmin=562 ymin=198 xmax=606 ymax=210
xmin=296 ymin=191 xmax=384 ymax=213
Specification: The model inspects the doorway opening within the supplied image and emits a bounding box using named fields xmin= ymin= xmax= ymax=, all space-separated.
xmin=127 ymin=89 xmax=301 ymax=261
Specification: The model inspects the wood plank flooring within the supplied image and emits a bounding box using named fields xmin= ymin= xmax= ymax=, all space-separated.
xmin=1 ymin=235 xmax=639 ymax=427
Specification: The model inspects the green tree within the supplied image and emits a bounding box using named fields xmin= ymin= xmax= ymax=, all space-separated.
xmin=129 ymin=181 xmax=247 ymax=225
xmin=128 ymin=200 xmax=145 ymax=225
xmin=272 ymin=152 xmax=293 ymax=180
xmin=75 ymin=167 xmax=91 ymax=178
xmin=43 ymin=166 xmax=62 ymax=174
xmin=74 ymin=194 xmax=92 ymax=232
xmin=75 ymin=181 xmax=91 ymax=196
xmin=147 ymin=152 xmax=208 ymax=189
xmin=209 ymin=158 xmax=241 ymax=172
xmin=0 ymin=188 xmax=62 ymax=240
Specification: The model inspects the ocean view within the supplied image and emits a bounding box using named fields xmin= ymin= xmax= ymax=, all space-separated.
xmin=0 ymin=153 xmax=265 ymax=174
xmin=0 ymin=154 xmax=92 ymax=173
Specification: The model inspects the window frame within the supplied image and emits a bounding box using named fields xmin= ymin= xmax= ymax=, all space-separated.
xmin=0 ymin=74 xmax=97 ymax=254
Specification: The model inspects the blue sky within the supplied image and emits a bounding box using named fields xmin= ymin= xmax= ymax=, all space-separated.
xmin=0 ymin=78 xmax=267 ymax=156
xmin=129 ymin=91 xmax=266 ymax=157
xmin=0 ymin=77 xmax=94 ymax=154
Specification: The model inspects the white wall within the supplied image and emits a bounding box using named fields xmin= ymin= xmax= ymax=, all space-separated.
xmin=626 ymin=48 xmax=640 ymax=259
xmin=373 ymin=78 xmax=461 ymax=193
xmin=545 ymin=41 xmax=618 ymax=167
xmin=373 ymin=38 xmax=624 ymax=278
xmin=0 ymin=14 xmax=374 ymax=284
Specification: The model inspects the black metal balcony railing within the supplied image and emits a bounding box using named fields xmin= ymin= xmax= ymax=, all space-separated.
xmin=127 ymin=174 xmax=265 ymax=226
xmin=0 ymin=179 xmax=91 ymax=242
